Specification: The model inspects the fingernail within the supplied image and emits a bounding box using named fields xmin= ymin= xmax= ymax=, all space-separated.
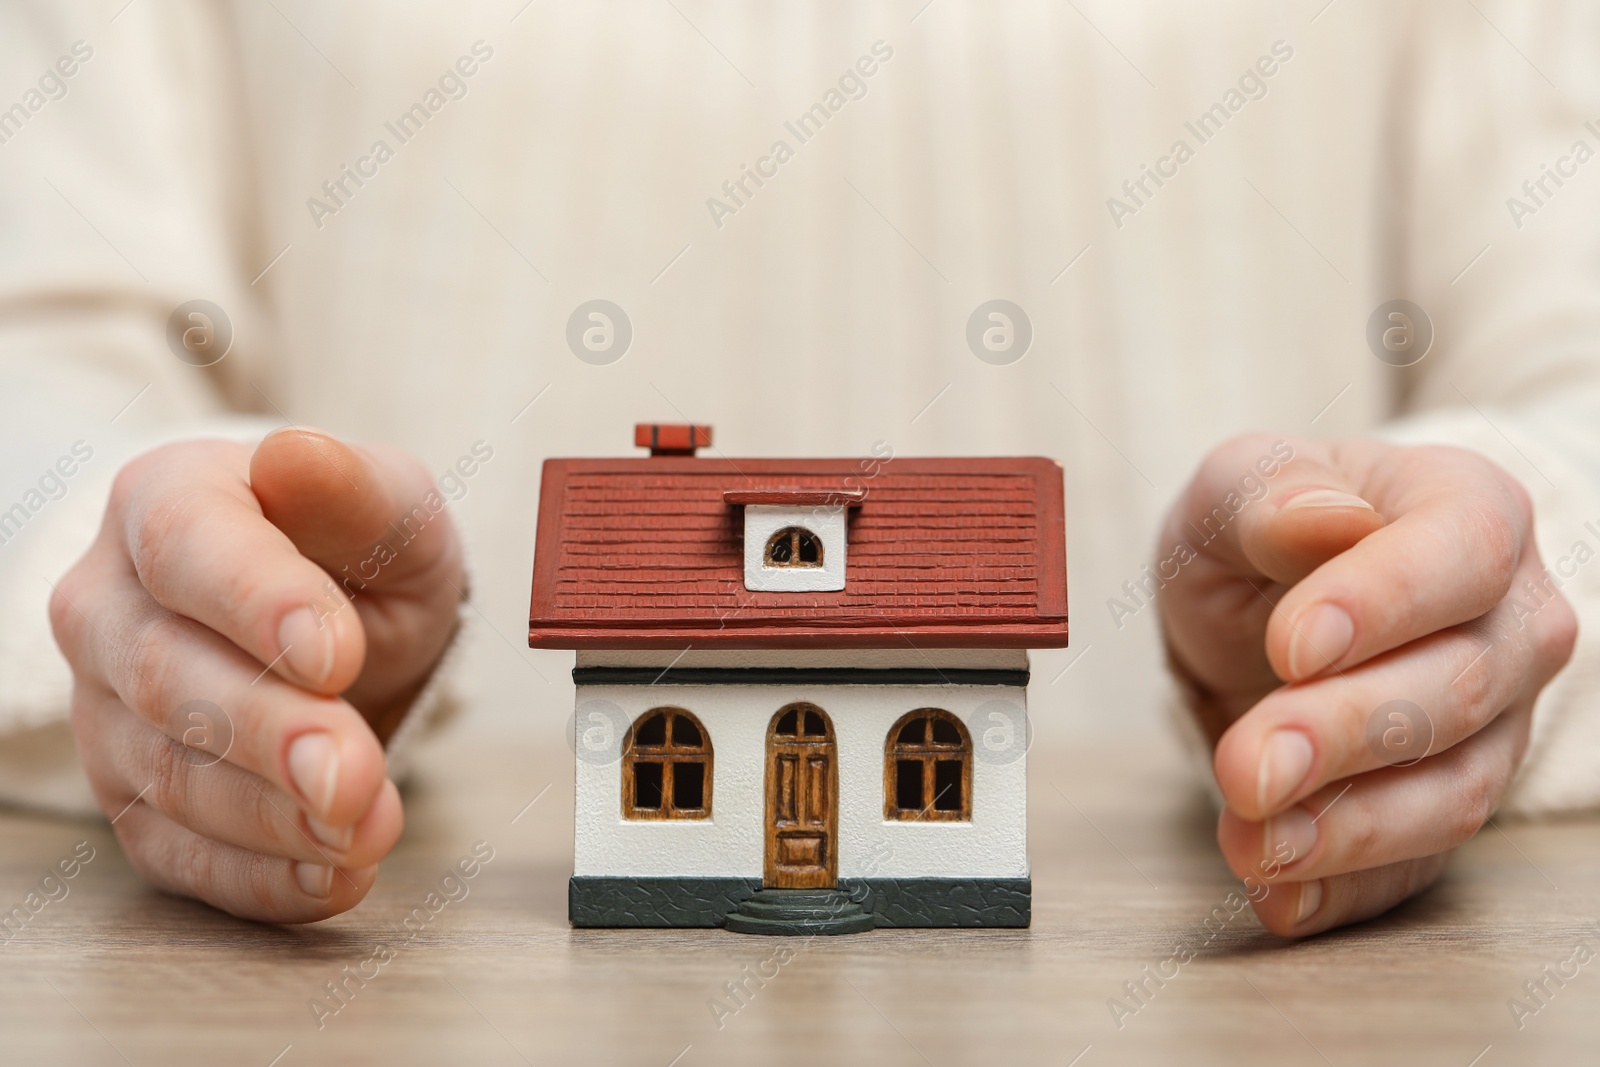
xmin=1280 ymin=489 xmax=1375 ymax=511
xmin=1287 ymin=603 xmax=1354 ymax=679
xmin=1263 ymin=805 xmax=1318 ymax=866
xmin=1294 ymin=879 xmax=1323 ymax=925
xmin=277 ymin=606 xmax=334 ymax=686
xmin=265 ymin=425 xmax=335 ymax=442
xmin=294 ymin=862 xmax=334 ymax=899
xmin=306 ymin=815 xmax=353 ymax=852
xmin=1256 ymin=729 xmax=1315 ymax=813
xmin=288 ymin=732 xmax=340 ymax=818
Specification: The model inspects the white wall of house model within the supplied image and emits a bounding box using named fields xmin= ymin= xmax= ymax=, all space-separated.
xmin=572 ymin=664 xmax=1029 ymax=880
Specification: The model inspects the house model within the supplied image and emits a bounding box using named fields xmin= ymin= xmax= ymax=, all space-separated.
xmin=528 ymin=424 xmax=1068 ymax=933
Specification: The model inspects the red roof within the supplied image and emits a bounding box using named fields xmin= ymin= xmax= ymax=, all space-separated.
xmin=527 ymin=456 xmax=1068 ymax=649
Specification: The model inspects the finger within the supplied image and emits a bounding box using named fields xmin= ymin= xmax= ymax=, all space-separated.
xmin=1216 ymin=704 xmax=1530 ymax=881
xmin=110 ymin=799 xmax=378 ymax=923
xmin=106 ymin=439 xmax=366 ymax=693
xmin=250 ymin=428 xmax=459 ymax=589
xmin=1215 ymin=619 xmax=1528 ymax=819
xmin=74 ymin=686 xmax=403 ymax=868
xmin=52 ymin=557 xmax=388 ymax=826
xmin=1214 ymin=547 xmax=1575 ymax=819
xmin=1265 ymin=445 xmax=1532 ymax=682
xmin=1167 ymin=433 xmax=1386 ymax=584
xmin=1245 ymin=853 xmax=1451 ymax=938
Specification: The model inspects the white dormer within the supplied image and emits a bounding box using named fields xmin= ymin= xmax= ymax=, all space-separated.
xmin=724 ymin=489 xmax=864 ymax=592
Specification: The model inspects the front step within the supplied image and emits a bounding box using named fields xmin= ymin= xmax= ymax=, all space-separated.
xmin=723 ymin=888 xmax=875 ymax=935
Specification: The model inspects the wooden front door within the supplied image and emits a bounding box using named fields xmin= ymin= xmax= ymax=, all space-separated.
xmin=764 ymin=703 xmax=838 ymax=889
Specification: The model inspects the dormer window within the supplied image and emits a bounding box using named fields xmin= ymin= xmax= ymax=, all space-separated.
xmin=765 ymin=527 xmax=823 ymax=568
xmin=724 ymin=489 xmax=864 ymax=593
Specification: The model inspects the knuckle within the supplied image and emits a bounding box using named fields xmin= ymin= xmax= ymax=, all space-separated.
xmin=1416 ymin=443 xmax=1531 ymax=530
xmin=1445 ymin=757 xmax=1499 ymax=846
xmin=1461 ymin=449 xmax=1537 ymax=530
xmin=66 ymin=686 xmax=98 ymax=739
xmin=243 ymin=852 xmax=282 ymax=916
xmin=1536 ymin=593 xmax=1580 ymax=676
xmin=132 ymin=494 xmax=278 ymax=635
xmin=169 ymin=828 xmax=220 ymax=899
xmin=119 ymin=609 xmax=189 ymax=720
xmin=1338 ymin=810 xmax=1384 ymax=868
xmin=68 ymin=689 xmax=124 ymax=788
xmin=108 ymin=809 xmax=193 ymax=895
xmin=127 ymin=489 xmax=199 ymax=597
xmin=1503 ymin=475 xmax=1535 ymax=530
xmin=1450 ymin=639 xmax=1498 ymax=732
xmin=106 ymin=453 xmax=156 ymax=518
xmin=142 ymin=734 xmax=193 ymax=819
xmin=108 ymin=444 xmax=200 ymax=535
xmin=1465 ymin=500 xmax=1521 ymax=598
xmin=47 ymin=568 xmax=88 ymax=656
xmin=240 ymin=781 xmax=294 ymax=854
xmin=214 ymin=561 xmax=274 ymax=628
xmin=111 ymin=441 xmax=206 ymax=503
xmin=1442 ymin=803 xmax=1485 ymax=849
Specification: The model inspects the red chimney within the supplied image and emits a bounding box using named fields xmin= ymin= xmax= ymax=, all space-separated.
xmin=635 ymin=422 xmax=712 ymax=457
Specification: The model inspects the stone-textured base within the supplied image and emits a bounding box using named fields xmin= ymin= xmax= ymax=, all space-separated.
xmin=723 ymin=888 xmax=876 ymax=935
xmin=570 ymin=877 xmax=759 ymax=928
xmin=857 ymin=877 xmax=1031 ymax=928
xmin=569 ymin=876 xmax=1030 ymax=928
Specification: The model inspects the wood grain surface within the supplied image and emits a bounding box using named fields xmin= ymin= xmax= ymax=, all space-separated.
xmin=3 ymin=725 xmax=1598 ymax=1066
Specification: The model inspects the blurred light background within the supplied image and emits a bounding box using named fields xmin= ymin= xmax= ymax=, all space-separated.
xmin=3 ymin=0 xmax=1599 ymax=805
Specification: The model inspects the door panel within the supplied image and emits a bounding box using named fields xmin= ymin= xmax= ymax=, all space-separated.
xmin=775 ymin=755 xmax=796 ymax=821
xmin=776 ymin=833 xmax=823 ymax=870
xmin=764 ymin=705 xmax=837 ymax=889
xmin=804 ymin=757 xmax=828 ymax=823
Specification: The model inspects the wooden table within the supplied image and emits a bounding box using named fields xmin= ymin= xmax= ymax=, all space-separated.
xmin=3 ymin=723 xmax=1598 ymax=1066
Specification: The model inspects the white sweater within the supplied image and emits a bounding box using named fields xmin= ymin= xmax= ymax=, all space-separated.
xmin=1 ymin=0 xmax=1597 ymax=816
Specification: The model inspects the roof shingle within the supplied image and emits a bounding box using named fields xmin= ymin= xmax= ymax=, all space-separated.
xmin=527 ymin=456 xmax=1067 ymax=648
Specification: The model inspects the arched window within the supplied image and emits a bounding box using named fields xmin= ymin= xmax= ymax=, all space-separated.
xmin=773 ymin=702 xmax=830 ymax=738
xmin=884 ymin=709 xmax=972 ymax=821
xmin=623 ymin=707 xmax=712 ymax=819
xmin=764 ymin=526 xmax=823 ymax=568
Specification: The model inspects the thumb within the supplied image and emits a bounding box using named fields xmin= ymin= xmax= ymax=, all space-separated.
xmin=250 ymin=429 xmax=389 ymax=561
xmin=1201 ymin=440 xmax=1387 ymax=585
xmin=250 ymin=428 xmax=463 ymax=739
xmin=1174 ymin=436 xmax=1386 ymax=584
xmin=249 ymin=428 xmax=452 ymax=589
xmin=1245 ymin=485 xmax=1387 ymax=586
